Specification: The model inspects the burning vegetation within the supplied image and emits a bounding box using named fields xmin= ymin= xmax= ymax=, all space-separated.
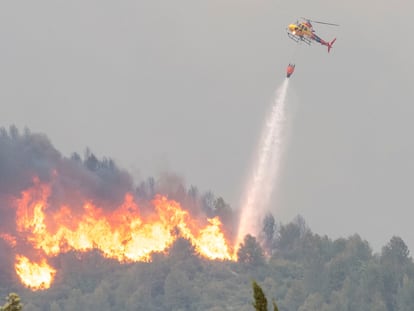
xmin=0 ymin=126 xmax=238 ymax=291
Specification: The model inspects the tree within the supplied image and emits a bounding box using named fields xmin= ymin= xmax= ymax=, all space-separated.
xmin=1 ymin=293 xmax=23 ymax=311
xmin=272 ymin=300 xmax=280 ymax=311
xmin=252 ymin=281 xmax=267 ymax=311
xmin=396 ymin=275 xmax=414 ymax=311
xmin=201 ymin=191 xmax=215 ymax=216
xmin=380 ymin=236 xmax=411 ymax=311
xmin=168 ymin=237 xmax=197 ymax=262
xmin=164 ymin=269 xmax=197 ymax=310
xmin=70 ymin=152 xmax=82 ymax=163
xmin=237 ymin=235 xmax=265 ymax=266
xmin=283 ymin=280 xmax=306 ymax=311
xmin=84 ymin=148 xmax=99 ymax=171
xmin=261 ymin=213 xmax=276 ymax=254
xmin=213 ymin=197 xmax=233 ymax=226
xmin=381 ymin=236 xmax=410 ymax=265
xmin=252 ymin=281 xmax=280 ymax=311
xmin=274 ymin=222 xmax=302 ymax=261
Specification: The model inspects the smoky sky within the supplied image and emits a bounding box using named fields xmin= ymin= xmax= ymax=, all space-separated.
xmin=0 ymin=0 xmax=413 ymax=253
xmin=0 ymin=125 xmax=238 ymax=239
xmin=0 ymin=126 xmax=134 ymax=231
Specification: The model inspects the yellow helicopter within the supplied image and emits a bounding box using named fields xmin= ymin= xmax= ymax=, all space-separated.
xmin=287 ymin=18 xmax=339 ymax=53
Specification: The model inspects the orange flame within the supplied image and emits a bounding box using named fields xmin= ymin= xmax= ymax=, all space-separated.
xmin=0 ymin=233 xmax=17 ymax=247
xmin=15 ymin=255 xmax=56 ymax=290
xmin=11 ymin=179 xmax=236 ymax=289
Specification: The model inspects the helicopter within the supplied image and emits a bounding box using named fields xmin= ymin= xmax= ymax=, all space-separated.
xmin=287 ymin=18 xmax=339 ymax=53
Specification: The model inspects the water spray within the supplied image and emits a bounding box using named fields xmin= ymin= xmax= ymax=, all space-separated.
xmin=236 ymin=78 xmax=290 ymax=247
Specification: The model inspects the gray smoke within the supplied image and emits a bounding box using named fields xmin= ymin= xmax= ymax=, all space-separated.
xmin=0 ymin=124 xmax=238 ymax=282
xmin=0 ymin=125 xmax=237 ymax=233
xmin=0 ymin=125 xmax=134 ymax=230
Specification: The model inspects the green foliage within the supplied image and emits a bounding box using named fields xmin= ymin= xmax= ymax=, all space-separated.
xmin=274 ymin=222 xmax=302 ymax=260
xmin=3 ymin=220 xmax=414 ymax=310
xmin=262 ymin=213 xmax=276 ymax=254
xmin=252 ymin=281 xmax=267 ymax=311
xmin=168 ymin=237 xmax=197 ymax=262
xmin=1 ymin=293 xmax=23 ymax=311
xmin=237 ymin=235 xmax=265 ymax=266
xmin=272 ymin=299 xmax=279 ymax=311
xmin=396 ymin=275 xmax=414 ymax=311
xmin=381 ymin=236 xmax=410 ymax=265
xmin=379 ymin=236 xmax=411 ymax=311
xmin=252 ymin=281 xmax=280 ymax=311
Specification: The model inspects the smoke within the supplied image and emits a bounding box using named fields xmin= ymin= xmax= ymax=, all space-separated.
xmin=0 ymin=125 xmax=241 ymax=290
xmin=0 ymin=126 xmax=135 ymax=271
xmin=0 ymin=126 xmax=238 ymax=223
xmin=0 ymin=126 xmax=134 ymax=216
xmin=236 ymin=79 xmax=289 ymax=246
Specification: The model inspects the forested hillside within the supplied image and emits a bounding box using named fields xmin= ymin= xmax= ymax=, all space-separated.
xmin=1 ymin=126 xmax=414 ymax=310
xmin=2 ymin=218 xmax=414 ymax=311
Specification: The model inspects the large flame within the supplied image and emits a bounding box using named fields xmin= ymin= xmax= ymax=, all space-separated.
xmin=5 ymin=179 xmax=236 ymax=290
xmin=15 ymin=255 xmax=56 ymax=290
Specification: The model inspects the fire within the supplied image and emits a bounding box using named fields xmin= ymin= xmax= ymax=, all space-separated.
xmin=0 ymin=233 xmax=17 ymax=247
xmin=9 ymin=179 xmax=236 ymax=290
xmin=15 ymin=255 xmax=56 ymax=290
xmin=193 ymin=217 xmax=234 ymax=260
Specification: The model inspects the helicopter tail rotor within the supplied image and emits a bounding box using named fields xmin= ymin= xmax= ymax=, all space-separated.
xmin=327 ymin=38 xmax=337 ymax=53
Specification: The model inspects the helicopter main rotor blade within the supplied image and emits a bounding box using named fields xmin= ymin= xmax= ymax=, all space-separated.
xmin=312 ymin=20 xmax=339 ymax=26
xmin=301 ymin=17 xmax=339 ymax=26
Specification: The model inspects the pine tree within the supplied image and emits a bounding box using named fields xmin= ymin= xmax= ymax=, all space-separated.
xmin=272 ymin=299 xmax=279 ymax=311
xmin=1 ymin=293 xmax=23 ymax=311
xmin=252 ymin=281 xmax=267 ymax=311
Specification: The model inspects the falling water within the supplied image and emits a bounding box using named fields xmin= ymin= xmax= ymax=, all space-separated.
xmin=236 ymin=79 xmax=289 ymax=247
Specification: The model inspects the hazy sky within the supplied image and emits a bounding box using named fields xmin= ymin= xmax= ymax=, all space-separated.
xmin=1 ymin=0 xmax=413 ymax=252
